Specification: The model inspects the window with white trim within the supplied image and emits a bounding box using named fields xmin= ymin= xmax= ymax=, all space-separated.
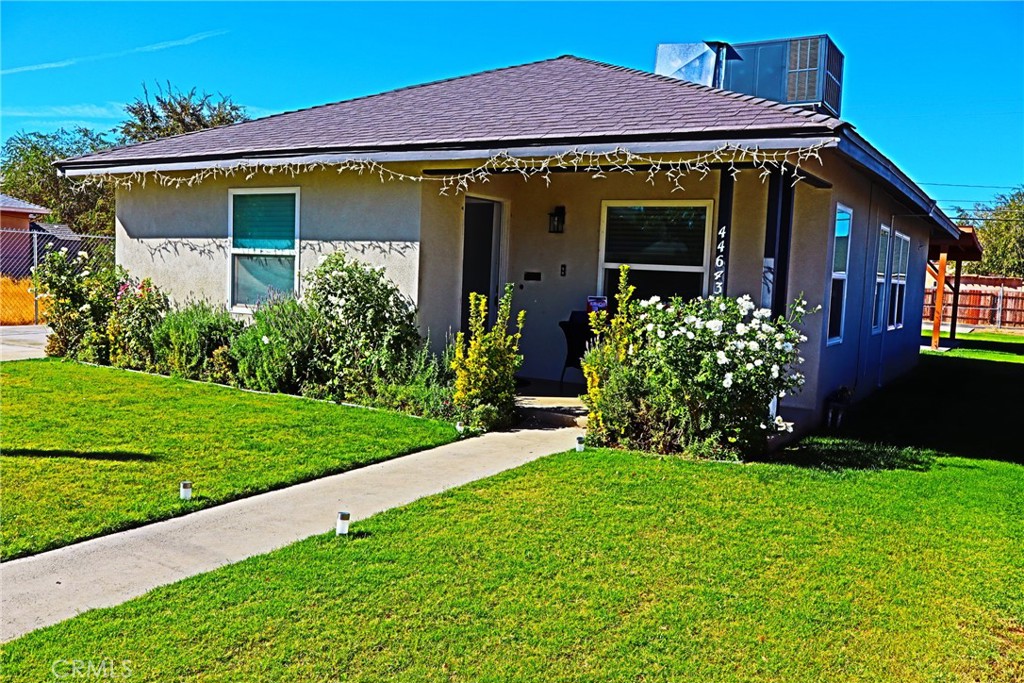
xmin=228 ymin=188 xmax=299 ymax=308
xmin=871 ymin=224 xmax=890 ymax=332
xmin=888 ymin=231 xmax=910 ymax=330
xmin=827 ymin=204 xmax=852 ymax=343
xmin=599 ymin=200 xmax=713 ymax=303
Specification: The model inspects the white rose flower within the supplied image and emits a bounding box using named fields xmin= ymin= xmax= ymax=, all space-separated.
xmin=686 ymin=331 xmax=695 ymax=340
xmin=723 ymin=372 xmax=733 ymax=388
xmin=754 ymin=359 xmax=763 ymax=367
xmin=646 ymin=323 xmax=655 ymax=332
xmin=78 ymin=251 xmax=89 ymax=259
xmin=261 ymin=335 xmax=270 ymax=345
xmin=706 ymin=319 xmax=723 ymax=334
xmin=736 ymin=323 xmax=748 ymax=335
xmin=656 ymin=328 xmax=666 ymax=339
xmin=716 ymin=350 xmax=728 ymax=365
xmin=771 ymin=364 xmax=779 ymax=378
xmin=745 ymin=363 xmax=754 ymax=370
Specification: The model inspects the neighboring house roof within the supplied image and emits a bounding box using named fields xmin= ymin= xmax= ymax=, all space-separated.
xmin=58 ymin=56 xmax=843 ymax=168
xmin=54 ymin=54 xmax=957 ymax=239
xmin=0 ymin=193 xmax=51 ymax=216
xmin=29 ymin=221 xmax=82 ymax=242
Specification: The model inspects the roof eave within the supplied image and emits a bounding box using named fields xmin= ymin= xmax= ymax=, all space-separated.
xmin=56 ymin=129 xmax=840 ymax=175
xmin=835 ymin=128 xmax=959 ymax=239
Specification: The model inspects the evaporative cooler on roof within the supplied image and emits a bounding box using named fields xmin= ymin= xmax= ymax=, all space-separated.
xmin=655 ymin=35 xmax=844 ymax=118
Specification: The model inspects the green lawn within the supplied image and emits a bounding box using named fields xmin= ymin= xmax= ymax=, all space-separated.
xmin=921 ymin=327 xmax=1024 ymax=363
xmin=2 ymin=355 xmax=1022 ymax=681
xmin=923 ymin=347 xmax=1024 ymax=364
xmin=922 ymin=328 xmax=1024 ymax=345
xmin=0 ymin=360 xmax=457 ymax=560
xmin=3 ymin=449 xmax=1021 ymax=681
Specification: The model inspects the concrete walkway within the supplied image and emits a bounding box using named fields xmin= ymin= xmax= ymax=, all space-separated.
xmin=1 ymin=426 xmax=581 ymax=642
xmin=0 ymin=325 xmax=49 ymax=361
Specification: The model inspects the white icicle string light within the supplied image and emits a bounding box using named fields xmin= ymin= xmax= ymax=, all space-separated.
xmin=69 ymin=142 xmax=830 ymax=194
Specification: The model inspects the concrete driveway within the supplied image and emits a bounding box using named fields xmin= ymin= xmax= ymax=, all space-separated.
xmin=0 ymin=325 xmax=49 ymax=361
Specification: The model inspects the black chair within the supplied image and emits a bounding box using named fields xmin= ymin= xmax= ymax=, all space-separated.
xmin=558 ymin=310 xmax=595 ymax=391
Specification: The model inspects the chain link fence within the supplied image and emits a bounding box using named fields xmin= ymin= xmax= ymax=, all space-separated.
xmin=0 ymin=228 xmax=114 ymax=326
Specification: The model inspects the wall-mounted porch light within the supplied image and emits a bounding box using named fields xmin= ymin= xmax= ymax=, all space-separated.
xmin=548 ymin=206 xmax=566 ymax=233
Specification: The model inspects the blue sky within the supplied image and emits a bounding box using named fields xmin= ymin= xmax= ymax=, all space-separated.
xmin=1 ymin=2 xmax=1022 ymax=211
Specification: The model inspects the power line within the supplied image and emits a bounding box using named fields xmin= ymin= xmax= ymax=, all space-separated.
xmin=920 ymin=182 xmax=1021 ymax=189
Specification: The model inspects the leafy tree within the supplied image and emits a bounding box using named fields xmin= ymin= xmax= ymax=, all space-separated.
xmin=0 ymin=128 xmax=115 ymax=235
xmin=1 ymin=82 xmax=250 ymax=236
xmin=960 ymin=187 xmax=1024 ymax=278
xmin=118 ymin=81 xmax=249 ymax=143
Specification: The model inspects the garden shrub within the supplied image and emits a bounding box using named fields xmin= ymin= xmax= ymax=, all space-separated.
xmin=31 ymin=247 xmax=125 ymax=360
xmin=303 ymin=253 xmax=422 ymax=401
xmin=373 ymin=340 xmax=457 ymax=420
xmin=583 ymin=266 xmax=815 ymax=457
xmin=451 ymin=285 xmax=525 ymax=431
xmin=107 ymin=278 xmax=169 ymax=370
xmin=152 ymin=301 xmax=242 ymax=382
xmin=231 ymin=296 xmax=323 ymax=396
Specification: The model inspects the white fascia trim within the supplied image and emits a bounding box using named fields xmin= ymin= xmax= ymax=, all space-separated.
xmin=61 ymin=136 xmax=841 ymax=177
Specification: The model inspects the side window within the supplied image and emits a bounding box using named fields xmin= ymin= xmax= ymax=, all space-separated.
xmin=229 ymin=189 xmax=299 ymax=308
xmin=827 ymin=205 xmax=852 ymax=343
xmin=872 ymin=225 xmax=890 ymax=332
xmin=888 ymin=232 xmax=910 ymax=330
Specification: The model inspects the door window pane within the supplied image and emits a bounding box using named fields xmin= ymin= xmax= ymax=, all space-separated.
xmin=833 ymin=208 xmax=851 ymax=274
xmin=828 ymin=278 xmax=846 ymax=340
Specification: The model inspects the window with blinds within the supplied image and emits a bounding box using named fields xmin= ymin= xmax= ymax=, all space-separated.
xmin=827 ymin=205 xmax=852 ymax=343
xmin=600 ymin=201 xmax=712 ymax=303
xmin=229 ymin=189 xmax=299 ymax=307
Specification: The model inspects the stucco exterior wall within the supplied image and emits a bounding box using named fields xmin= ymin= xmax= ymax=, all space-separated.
xmin=799 ymin=150 xmax=934 ymax=418
xmin=115 ymin=168 xmax=422 ymax=307
xmin=111 ymin=150 xmax=940 ymax=430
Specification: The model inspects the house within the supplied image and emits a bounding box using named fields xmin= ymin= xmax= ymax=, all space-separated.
xmin=0 ymin=193 xmax=52 ymax=278
xmin=55 ymin=49 xmax=961 ymax=428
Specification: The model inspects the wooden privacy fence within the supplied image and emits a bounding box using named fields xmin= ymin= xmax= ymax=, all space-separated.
xmin=923 ymin=286 xmax=1024 ymax=328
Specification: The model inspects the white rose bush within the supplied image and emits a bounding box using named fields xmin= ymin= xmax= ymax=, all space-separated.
xmin=583 ymin=266 xmax=817 ymax=458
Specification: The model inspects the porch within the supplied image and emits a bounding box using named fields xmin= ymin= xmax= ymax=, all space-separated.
xmin=418 ymin=161 xmax=833 ymax=385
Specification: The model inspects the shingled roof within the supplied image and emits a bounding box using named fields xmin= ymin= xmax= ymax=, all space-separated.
xmin=60 ymin=55 xmax=844 ymax=169
xmin=0 ymin=193 xmax=51 ymax=215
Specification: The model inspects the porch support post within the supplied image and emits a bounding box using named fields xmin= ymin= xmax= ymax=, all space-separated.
xmin=713 ymin=170 xmax=734 ymax=297
xmin=931 ymin=247 xmax=948 ymax=350
xmin=949 ymin=258 xmax=962 ymax=341
xmin=763 ymin=169 xmax=795 ymax=316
